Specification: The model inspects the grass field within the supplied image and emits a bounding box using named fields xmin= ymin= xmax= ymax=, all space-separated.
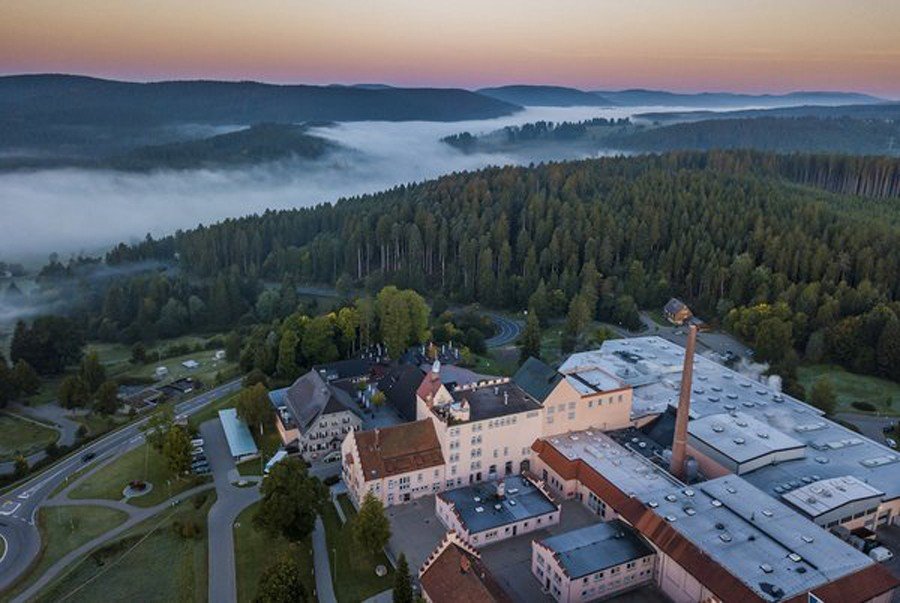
xmin=189 ymin=392 xmax=239 ymax=429
xmin=324 ymin=494 xmax=394 ymax=602
xmin=798 ymin=364 xmax=900 ymax=415
xmin=4 ymin=505 xmax=129 ymax=598
xmin=0 ymin=413 xmax=59 ymax=461
xmin=68 ymin=442 xmax=207 ymax=507
xmin=233 ymin=501 xmax=317 ymax=602
xmin=34 ymin=491 xmax=215 ymax=603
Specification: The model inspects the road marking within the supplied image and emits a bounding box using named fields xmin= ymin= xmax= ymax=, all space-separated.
xmin=0 ymin=534 xmax=8 ymax=565
xmin=0 ymin=501 xmax=20 ymax=516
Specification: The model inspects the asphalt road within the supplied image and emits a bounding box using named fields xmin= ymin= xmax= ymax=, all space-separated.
xmin=202 ymin=419 xmax=261 ymax=603
xmin=0 ymin=378 xmax=242 ymax=594
xmin=485 ymin=312 xmax=524 ymax=348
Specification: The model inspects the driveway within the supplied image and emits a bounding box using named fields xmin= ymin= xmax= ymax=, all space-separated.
xmin=201 ymin=419 xmax=261 ymax=603
xmin=480 ymin=500 xmax=599 ymax=602
xmin=385 ymin=495 xmax=447 ymax=572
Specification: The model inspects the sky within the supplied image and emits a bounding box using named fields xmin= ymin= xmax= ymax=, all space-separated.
xmin=1 ymin=0 xmax=899 ymax=96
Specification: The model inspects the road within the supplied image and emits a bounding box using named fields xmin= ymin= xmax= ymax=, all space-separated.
xmin=835 ymin=412 xmax=896 ymax=444
xmin=0 ymin=404 xmax=87 ymax=476
xmin=0 ymin=378 xmax=242 ymax=594
xmin=202 ymin=420 xmax=261 ymax=603
xmin=485 ymin=312 xmax=524 ymax=348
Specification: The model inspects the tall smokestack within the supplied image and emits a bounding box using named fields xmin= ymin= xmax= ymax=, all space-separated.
xmin=670 ymin=325 xmax=698 ymax=480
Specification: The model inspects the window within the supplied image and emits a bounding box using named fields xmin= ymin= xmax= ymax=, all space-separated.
xmin=567 ymin=411 xmax=576 ymax=420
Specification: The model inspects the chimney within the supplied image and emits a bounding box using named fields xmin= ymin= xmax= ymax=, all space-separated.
xmin=670 ymin=325 xmax=697 ymax=480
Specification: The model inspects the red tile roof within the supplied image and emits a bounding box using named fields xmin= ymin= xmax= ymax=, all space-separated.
xmin=354 ymin=419 xmax=445 ymax=481
xmin=419 ymin=534 xmax=513 ymax=603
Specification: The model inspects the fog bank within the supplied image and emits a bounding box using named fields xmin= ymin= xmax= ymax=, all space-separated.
xmin=0 ymin=105 xmax=713 ymax=260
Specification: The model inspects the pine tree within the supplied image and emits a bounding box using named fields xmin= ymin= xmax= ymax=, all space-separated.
xmin=353 ymin=491 xmax=392 ymax=556
xmin=519 ymin=311 xmax=542 ymax=364
xmin=392 ymin=553 xmax=413 ymax=603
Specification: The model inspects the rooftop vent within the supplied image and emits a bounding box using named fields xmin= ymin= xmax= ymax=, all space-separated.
xmin=801 ymin=535 xmax=814 ymax=543
xmin=760 ymin=563 xmax=773 ymax=574
xmin=711 ymin=499 xmax=723 ymax=507
xmin=719 ymin=533 xmax=733 ymax=542
xmin=665 ymin=494 xmax=677 ymax=502
xmin=475 ymin=506 xmax=484 ymax=513
xmin=665 ymin=515 xmax=677 ymax=522
xmin=648 ymin=501 xmax=658 ymax=508
xmin=788 ymin=553 xmax=802 ymax=563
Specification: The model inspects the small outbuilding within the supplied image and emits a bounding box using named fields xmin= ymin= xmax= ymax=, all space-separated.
xmin=663 ymin=298 xmax=693 ymax=325
xmin=218 ymin=408 xmax=259 ymax=461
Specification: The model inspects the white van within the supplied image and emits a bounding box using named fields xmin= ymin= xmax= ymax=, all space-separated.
xmin=869 ymin=546 xmax=893 ymax=562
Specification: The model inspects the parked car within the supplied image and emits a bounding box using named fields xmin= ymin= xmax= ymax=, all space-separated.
xmin=883 ymin=424 xmax=896 ymax=433
xmin=870 ymin=546 xmax=894 ymax=562
xmin=191 ymin=438 xmax=204 ymax=448
xmin=886 ymin=438 xmax=897 ymax=449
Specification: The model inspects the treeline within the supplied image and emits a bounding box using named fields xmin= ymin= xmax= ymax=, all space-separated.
xmin=97 ymin=151 xmax=900 ymax=384
xmin=611 ymin=117 xmax=900 ymax=160
xmin=441 ymin=117 xmax=630 ymax=151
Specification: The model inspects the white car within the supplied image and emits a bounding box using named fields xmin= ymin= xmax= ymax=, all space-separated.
xmin=886 ymin=438 xmax=897 ymax=449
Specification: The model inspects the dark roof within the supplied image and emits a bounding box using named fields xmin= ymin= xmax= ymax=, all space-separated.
xmin=353 ymin=419 xmax=445 ymax=480
xmin=378 ymin=364 xmax=425 ymax=421
xmin=641 ymin=405 xmax=678 ymax=449
xmin=438 ymin=475 xmax=557 ymax=534
xmin=420 ymin=539 xmax=513 ymax=603
xmin=537 ymin=520 xmax=654 ymax=578
xmin=513 ymin=357 xmax=562 ymax=402
xmin=664 ymin=298 xmax=691 ymax=317
xmin=313 ymin=358 xmax=374 ymax=382
xmin=284 ymin=370 xmax=357 ymax=433
xmin=449 ymin=381 xmax=541 ymax=422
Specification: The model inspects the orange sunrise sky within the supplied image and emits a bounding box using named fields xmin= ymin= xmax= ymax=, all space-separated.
xmin=2 ymin=0 xmax=898 ymax=96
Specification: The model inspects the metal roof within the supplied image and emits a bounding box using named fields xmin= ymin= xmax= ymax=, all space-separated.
xmin=537 ymin=520 xmax=654 ymax=578
xmin=688 ymin=411 xmax=806 ymax=465
xmin=539 ymin=428 xmax=876 ymax=601
xmin=218 ymin=408 xmax=258 ymax=458
xmin=439 ymin=475 xmax=558 ymax=534
xmin=578 ymin=337 xmax=900 ymax=501
xmin=781 ymin=475 xmax=884 ymax=518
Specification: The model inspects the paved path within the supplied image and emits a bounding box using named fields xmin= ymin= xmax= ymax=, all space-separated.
xmin=0 ymin=379 xmax=242 ymax=594
xmin=0 ymin=404 xmax=88 ymax=476
xmin=312 ymin=516 xmax=337 ymax=603
xmin=10 ymin=483 xmax=214 ymax=603
xmin=202 ymin=419 xmax=261 ymax=603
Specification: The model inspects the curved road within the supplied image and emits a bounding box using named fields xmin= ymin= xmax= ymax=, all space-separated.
xmin=0 ymin=379 xmax=242 ymax=595
xmin=485 ymin=313 xmax=523 ymax=348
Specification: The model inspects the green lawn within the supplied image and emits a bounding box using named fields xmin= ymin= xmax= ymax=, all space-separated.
xmin=4 ymin=505 xmax=129 ymax=598
xmin=189 ymin=392 xmax=239 ymax=429
xmin=85 ymin=334 xmax=236 ymax=389
xmin=68 ymin=442 xmax=207 ymax=507
xmin=0 ymin=413 xmax=59 ymax=461
xmin=72 ymin=412 xmax=127 ymax=439
xmin=236 ymin=458 xmax=263 ymax=477
xmin=798 ymin=364 xmax=900 ymax=415
xmin=34 ymin=491 xmax=215 ymax=603
xmin=323 ymin=495 xmax=394 ymax=602
xmin=471 ymin=351 xmax=518 ymax=377
xmin=233 ymin=501 xmax=317 ymax=602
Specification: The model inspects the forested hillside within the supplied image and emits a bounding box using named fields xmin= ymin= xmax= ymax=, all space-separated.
xmin=102 ymin=151 xmax=900 ymax=385
xmin=609 ymin=117 xmax=900 ymax=157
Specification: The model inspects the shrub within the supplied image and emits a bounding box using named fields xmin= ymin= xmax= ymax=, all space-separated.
xmin=851 ymin=400 xmax=877 ymax=412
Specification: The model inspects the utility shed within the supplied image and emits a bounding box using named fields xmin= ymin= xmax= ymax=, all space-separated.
xmin=218 ymin=408 xmax=258 ymax=460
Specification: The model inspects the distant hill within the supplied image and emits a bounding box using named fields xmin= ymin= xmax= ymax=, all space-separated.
xmin=108 ymin=123 xmax=336 ymax=171
xmin=636 ymin=102 xmax=900 ymax=124
xmin=593 ymin=89 xmax=885 ymax=108
xmin=476 ymin=85 xmax=613 ymax=107
xmin=608 ymin=116 xmax=900 ymax=156
xmin=0 ymin=74 xmax=521 ymax=157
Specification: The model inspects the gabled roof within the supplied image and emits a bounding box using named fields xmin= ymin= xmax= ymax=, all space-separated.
xmin=314 ymin=358 xmax=374 ymax=382
xmin=284 ymin=370 xmax=358 ymax=434
xmin=419 ymin=532 xmax=513 ymax=603
xmin=353 ymin=419 xmax=444 ymax=481
xmin=664 ymin=297 xmax=690 ymax=315
xmin=378 ymin=364 xmax=425 ymax=421
xmin=513 ymin=357 xmax=562 ymax=402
